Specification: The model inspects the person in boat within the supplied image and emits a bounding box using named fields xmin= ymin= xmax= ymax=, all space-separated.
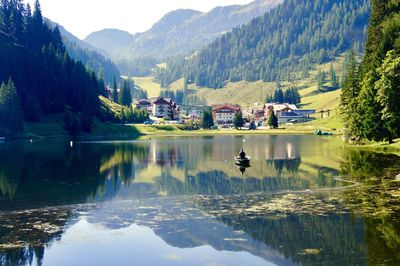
xmin=239 ymin=149 xmax=246 ymax=159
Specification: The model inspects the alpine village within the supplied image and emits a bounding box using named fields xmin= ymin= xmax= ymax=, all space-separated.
xmin=0 ymin=1 xmax=400 ymax=266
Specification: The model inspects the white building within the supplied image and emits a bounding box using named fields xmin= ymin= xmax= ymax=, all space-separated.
xmin=212 ymin=104 xmax=241 ymax=124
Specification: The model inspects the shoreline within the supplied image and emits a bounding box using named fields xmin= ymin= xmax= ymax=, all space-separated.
xmin=10 ymin=123 xmax=400 ymax=154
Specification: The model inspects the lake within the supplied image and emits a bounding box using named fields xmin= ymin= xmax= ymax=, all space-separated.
xmin=0 ymin=135 xmax=400 ymax=266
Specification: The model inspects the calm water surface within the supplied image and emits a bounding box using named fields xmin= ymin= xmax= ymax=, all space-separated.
xmin=0 ymin=135 xmax=399 ymax=265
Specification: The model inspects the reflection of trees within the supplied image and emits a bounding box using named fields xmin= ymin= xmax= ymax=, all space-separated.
xmin=267 ymin=158 xmax=301 ymax=176
xmin=0 ymin=208 xmax=72 ymax=266
xmin=0 ymin=143 xmax=24 ymax=199
xmin=0 ymin=142 xmax=109 ymax=210
xmin=341 ymin=149 xmax=400 ymax=265
xmin=155 ymin=170 xmax=310 ymax=196
xmin=217 ymin=214 xmax=367 ymax=265
xmin=341 ymin=150 xmax=400 ymax=181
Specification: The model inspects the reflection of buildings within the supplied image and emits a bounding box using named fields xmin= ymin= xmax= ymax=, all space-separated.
xmin=263 ymin=136 xmax=300 ymax=160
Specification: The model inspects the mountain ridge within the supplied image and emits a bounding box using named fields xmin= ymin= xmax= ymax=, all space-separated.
xmin=83 ymin=0 xmax=283 ymax=66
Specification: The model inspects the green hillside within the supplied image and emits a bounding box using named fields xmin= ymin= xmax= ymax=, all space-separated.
xmin=135 ymin=54 xmax=348 ymax=130
xmin=154 ymin=0 xmax=369 ymax=88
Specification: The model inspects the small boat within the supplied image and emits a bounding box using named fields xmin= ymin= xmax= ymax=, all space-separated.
xmin=235 ymin=149 xmax=251 ymax=165
xmin=235 ymin=156 xmax=251 ymax=166
xmin=314 ymin=129 xmax=333 ymax=136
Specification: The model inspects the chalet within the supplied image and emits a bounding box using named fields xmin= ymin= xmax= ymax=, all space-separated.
xmin=265 ymin=103 xmax=315 ymax=124
xmin=180 ymin=105 xmax=211 ymax=119
xmin=254 ymin=109 xmax=266 ymax=121
xmin=151 ymin=97 xmax=180 ymax=119
xmin=212 ymin=104 xmax=241 ymax=124
xmin=135 ymin=99 xmax=152 ymax=113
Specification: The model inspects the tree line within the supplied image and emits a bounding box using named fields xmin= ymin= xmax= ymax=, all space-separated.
xmin=154 ymin=0 xmax=370 ymax=89
xmin=0 ymin=0 xmax=104 ymax=136
xmin=341 ymin=1 xmax=400 ymax=143
xmin=266 ymin=87 xmax=301 ymax=104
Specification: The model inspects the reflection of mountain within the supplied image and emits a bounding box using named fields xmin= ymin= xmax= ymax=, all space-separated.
xmin=219 ymin=214 xmax=367 ymax=265
xmin=0 ymin=136 xmax=344 ymax=210
xmin=0 ymin=207 xmax=74 ymax=266
xmin=86 ymin=197 xmax=297 ymax=265
xmin=0 ymin=142 xmax=111 ymax=211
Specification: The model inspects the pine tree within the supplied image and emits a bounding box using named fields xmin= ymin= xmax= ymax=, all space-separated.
xmin=112 ymin=76 xmax=118 ymax=103
xmin=120 ymin=79 xmax=132 ymax=107
xmin=233 ymin=111 xmax=244 ymax=129
xmin=340 ymin=51 xmax=361 ymax=139
xmin=375 ymin=50 xmax=400 ymax=143
xmin=201 ymin=109 xmax=214 ymax=129
xmin=268 ymin=111 xmax=279 ymax=129
xmin=329 ymin=63 xmax=339 ymax=88
xmin=0 ymin=79 xmax=23 ymax=136
xmin=317 ymin=70 xmax=326 ymax=91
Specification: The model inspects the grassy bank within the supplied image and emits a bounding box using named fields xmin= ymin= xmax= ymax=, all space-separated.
xmin=345 ymin=139 xmax=400 ymax=155
xmin=133 ymin=124 xmax=317 ymax=137
xmin=21 ymin=121 xmax=321 ymax=141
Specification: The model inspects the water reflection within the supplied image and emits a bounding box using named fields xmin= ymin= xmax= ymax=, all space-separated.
xmin=0 ymin=136 xmax=344 ymax=210
xmin=0 ymin=137 xmax=399 ymax=265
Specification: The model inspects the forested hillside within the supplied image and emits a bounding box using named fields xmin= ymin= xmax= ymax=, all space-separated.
xmin=341 ymin=0 xmax=400 ymax=143
xmin=46 ymin=19 xmax=120 ymax=84
xmin=155 ymin=0 xmax=370 ymax=88
xmin=85 ymin=0 xmax=282 ymax=76
xmin=0 ymin=0 xmax=103 ymax=136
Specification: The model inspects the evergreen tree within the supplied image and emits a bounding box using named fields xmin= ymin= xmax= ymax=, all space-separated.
xmin=265 ymin=94 xmax=274 ymax=103
xmin=233 ymin=111 xmax=244 ymax=129
xmin=112 ymin=76 xmax=118 ymax=103
xmin=0 ymin=0 xmax=102 ymax=133
xmin=120 ymin=79 xmax=132 ymax=107
xmin=273 ymin=89 xmax=284 ymax=103
xmin=154 ymin=0 xmax=370 ymax=88
xmin=329 ymin=63 xmax=339 ymax=88
xmin=375 ymin=50 xmax=400 ymax=143
xmin=268 ymin=111 xmax=279 ymax=129
xmin=201 ymin=109 xmax=214 ymax=129
xmin=0 ymin=79 xmax=23 ymax=136
xmin=342 ymin=1 xmax=400 ymax=142
xmin=340 ymin=51 xmax=361 ymax=139
xmin=317 ymin=70 xmax=326 ymax=91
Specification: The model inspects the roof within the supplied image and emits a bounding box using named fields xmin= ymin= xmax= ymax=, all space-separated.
xmin=136 ymin=99 xmax=151 ymax=105
xmin=265 ymin=103 xmax=298 ymax=112
xmin=294 ymin=109 xmax=316 ymax=115
xmin=212 ymin=104 xmax=241 ymax=112
xmin=280 ymin=112 xmax=302 ymax=117
xmin=153 ymin=97 xmax=171 ymax=105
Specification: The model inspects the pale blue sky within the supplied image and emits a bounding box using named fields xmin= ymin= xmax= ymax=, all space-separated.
xmin=25 ymin=0 xmax=254 ymax=39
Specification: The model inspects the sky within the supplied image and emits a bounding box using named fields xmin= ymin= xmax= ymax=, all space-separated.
xmin=25 ymin=0 xmax=254 ymax=39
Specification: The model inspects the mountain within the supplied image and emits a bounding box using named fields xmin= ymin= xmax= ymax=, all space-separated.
xmin=84 ymin=0 xmax=283 ymax=64
xmin=155 ymin=0 xmax=370 ymax=88
xmin=85 ymin=29 xmax=136 ymax=56
xmin=0 ymin=0 xmax=101 ymax=134
xmin=45 ymin=19 xmax=120 ymax=83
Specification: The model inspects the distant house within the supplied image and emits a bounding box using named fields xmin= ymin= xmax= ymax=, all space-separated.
xmin=212 ymin=104 xmax=241 ymax=124
xmin=151 ymin=97 xmax=180 ymax=119
xmin=265 ymin=103 xmax=298 ymax=113
xmin=135 ymin=99 xmax=152 ymax=113
xmin=105 ymin=85 xmax=120 ymax=100
xmin=254 ymin=109 xmax=265 ymax=121
xmin=265 ymin=103 xmax=315 ymax=124
xmin=181 ymin=105 xmax=211 ymax=119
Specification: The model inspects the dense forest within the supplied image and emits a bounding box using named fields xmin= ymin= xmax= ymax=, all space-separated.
xmin=63 ymin=39 xmax=120 ymax=84
xmin=0 ymin=0 xmax=104 ymax=136
xmin=44 ymin=19 xmax=121 ymax=84
xmin=341 ymin=0 xmax=400 ymax=143
xmin=154 ymin=0 xmax=370 ymax=88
